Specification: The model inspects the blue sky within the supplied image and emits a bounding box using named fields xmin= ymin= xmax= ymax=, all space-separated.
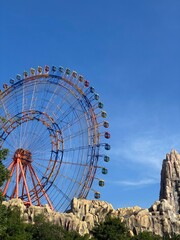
xmin=1 ymin=0 xmax=180 ymax=209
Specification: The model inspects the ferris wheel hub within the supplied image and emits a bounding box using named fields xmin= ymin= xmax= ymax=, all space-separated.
xmin=13 ymin=148 xmax=32 ymax=165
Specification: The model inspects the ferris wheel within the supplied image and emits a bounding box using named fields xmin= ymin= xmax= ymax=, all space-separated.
xmin=0 ymin=65 xmax=110 ymax=212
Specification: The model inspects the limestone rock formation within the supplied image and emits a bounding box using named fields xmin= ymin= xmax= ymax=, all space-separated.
xmin=160 ymin=149 xmax=180 ymax=214
xmin=2 ymin=150 xmax=180 ymax=237
xmin=70 ymin=197 xmax=180 ymax=237
xmin=2 ymin=198 xmax=89 ymax=236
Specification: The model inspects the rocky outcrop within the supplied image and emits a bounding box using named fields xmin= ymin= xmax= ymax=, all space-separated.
xmin=2 ymin=150 xmax=180 ymax=237
xmin=69 ymin=197 xmax=180 ymax=237
xmin=160 ymin=150 xmax=180 ymax=214
xmin=2 ymin=198 xmax=90 ymax=236
xmin=2 ymin=197 xmax=180 ymax=237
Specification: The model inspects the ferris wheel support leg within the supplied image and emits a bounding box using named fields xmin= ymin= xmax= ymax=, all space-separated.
xmin=16 ymin=158 xmax=19 ymax=198
xmin=21 ymin=166 xmax=27 ymax=199
xmin=3 ymin=162 xmax=15 ymax=196
xmin=11 ymin=171 xmax=23 ymax=199
xmin=19 ymin=161 xmax=32 ymax=205
xmin=7 ymin=160 xmax=15 ymax=170
xmin=28 ymin=165 xmax=41 ymax=206
xmin=29 ymin=164 xmax=54 ymax=210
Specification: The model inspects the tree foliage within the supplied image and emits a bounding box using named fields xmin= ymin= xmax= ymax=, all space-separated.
xmin=91 ymin=216 xmax=131 ymax=240
xmin=0 ymin=207 xmax=88 ymax=240
xmin=91 ymin=217 xmax=180 ymax=240
xmin=131 ymin=231 xmax=162 ymax=240
xmin=0 ymin=206 xmax=31 ymax=240
xmin=0 ymin=148 xmax=9 ymax=203
xmin=26 ymin=214 xmax=87 ymax=240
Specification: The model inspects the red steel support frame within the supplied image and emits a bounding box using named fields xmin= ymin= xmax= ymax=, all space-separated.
xmin=29 ymin=164 xmax=53 ymax=210
xmin=3 ymin=161 xmax=15 ymax=196
xmin=2 ymin=151 xmax=54 ymax=210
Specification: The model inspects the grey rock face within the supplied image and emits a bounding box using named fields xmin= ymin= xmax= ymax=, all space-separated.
xmin=160 ymin=150 xmax=180 ymax=214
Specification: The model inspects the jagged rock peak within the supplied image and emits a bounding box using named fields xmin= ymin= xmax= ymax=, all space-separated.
xmin=160 ymin=149 xmax=180 ymax=214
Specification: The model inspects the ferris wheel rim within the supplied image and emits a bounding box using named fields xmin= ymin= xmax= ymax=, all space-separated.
xmin=0 ymin=65 xmax=110 ymax=211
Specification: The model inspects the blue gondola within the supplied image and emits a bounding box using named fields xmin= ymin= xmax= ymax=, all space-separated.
xmin=104 ymin=156 xmax=110 ymax=162
xmin=94 ymin=192 xmax=100 ymax=199
xmin=102 ymin=168 xmax=108 ymax=174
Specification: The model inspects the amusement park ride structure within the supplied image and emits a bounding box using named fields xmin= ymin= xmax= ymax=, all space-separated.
xmin=0 ymin=65 xmax=110 ymax=212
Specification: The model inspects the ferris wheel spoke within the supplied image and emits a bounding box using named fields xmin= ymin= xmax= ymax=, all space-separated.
xmin=22 ymin=120 xmax=45 ymax=149
xmin=61 ymin=161 xmax=90 ymax=167
xmin=50 ymin=181 xmax=72 ymax=202
xmin=19 ymin=81 xmax=27 ymax=147
xmin=22 ymin=115 xmax=47 ymax=148
xmin=32 ymin=153 xmax=50 ymax=162
xmin=30 ymin=80 xmax=38 ymax=110
xmin=23 ymin=123 xmax=48 ymax=150
xmin=40 ymin=78 xmax=54 ymax=110
xmin=2 ymin=136 xmax=17 ymax=150
xmin=10 ymin=89 xmax=22 ymax=118
xmin=57 ymin=107 xmax=90 ymax=138
xmin=41 ymin=82 xmax=60 ymax=114
xmin=19 ymin=121 xmax=30 ymax=148
xmin=56 ymin=99 xmax=85 ymax=125
xmin=32 ymin=152 xmax=50 ymax=161
xmin=8 ymin=129 xmax=22 ymax=149
xmin=0 ymin=120 xmax=19 ymax=149
xmin=33 ymin=157 xmax=56 ymax=161
xmin=1 ymin=106 xmax=20 ymax=145
xmin=20 ymin=116 xmax=41 ymax=148
xmin=61 ymin=111 xmax=88 ymax=132
xmin=26 ymin=133 xmax=47 ymax=151
xmin=33 ymin=161 xmax=49 ymax=170
xmin=56 ymin=91 xmax=83 ymax=117
xmin=63 ymin=145 xmax=89 ymax=152
xmin=53 ymin=86 xmax=75 ymax=115
xmin=38 ymin=79 xmax=58 ymax=113
xmin=57 ymin=172 xmax=87 ymax=191
xmin=33 ymin=155 xmax=88 ymax=167
xmin=63 ymin=129 xmax=89 ymax=142
xmin=0 ymin=99 xmax=12 ymax=120
xmin=27 ymin=136 xmax=50 ymax=153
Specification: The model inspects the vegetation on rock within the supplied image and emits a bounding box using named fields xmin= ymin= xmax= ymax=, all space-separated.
xmin=0 ymin=206 xmax=89 ymax=240
xmin=91 ymin=216 xmax=130 ymax=240
xmin=91 ymin=217 xmax=180 ymax=240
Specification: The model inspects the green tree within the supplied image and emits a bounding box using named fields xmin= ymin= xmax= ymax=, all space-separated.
xmin=131 ymin=231 xmax=162 ymax=240
xmin=0 ymin=207 xmax=31 ymax=240
xmin=26 ymin=214 xmax=88 ymax=240
xmin=0 ymin=146 xmax=10 ymax=238
xmin=165 ymin=234 xmax=180 ymax=240
xmin=91 ymin=216 xmax=130 ymax=240
xmin=0 ymin=148 xmax=9 ymax=203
